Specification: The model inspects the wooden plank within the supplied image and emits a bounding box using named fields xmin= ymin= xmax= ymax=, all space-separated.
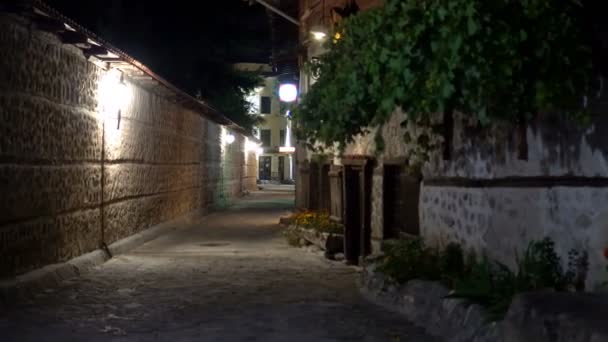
xmin=130 ymin=75 xmax=153 ymax=81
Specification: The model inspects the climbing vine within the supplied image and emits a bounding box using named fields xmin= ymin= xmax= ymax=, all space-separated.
xmin=293 ymin=0 xmax=593 ymax=153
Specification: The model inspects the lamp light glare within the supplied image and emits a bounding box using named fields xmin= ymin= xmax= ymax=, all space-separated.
xmin=279 ymin=146 xmax=295 ymax=153
xmin=311 ymin=31 xmax=327 ymax=41
xmin=279 ymin=83 xmax=298 ymax=103
xmin=245 ymin=138 xmax=260 ymax=152
xmin=98 ymin=69 xmax=130 ymax=121
xmin=225 ymin=133 xmax=236 ymax=145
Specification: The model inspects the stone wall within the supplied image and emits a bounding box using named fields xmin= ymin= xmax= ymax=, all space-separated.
xmin=0 ymin=14 xmax=256 ymax=277
xmin=421 ymin=105 xmax=608 ymax=289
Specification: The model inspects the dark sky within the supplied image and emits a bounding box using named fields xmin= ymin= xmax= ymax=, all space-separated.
xmin=46 ymin=0 xmax=273 ymax=83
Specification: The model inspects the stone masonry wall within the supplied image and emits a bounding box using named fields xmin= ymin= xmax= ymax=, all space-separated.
xmin=0 ymin=14 xmax=254 ymax=277
xmin=421 ymin=102 xmax=608 ymax=289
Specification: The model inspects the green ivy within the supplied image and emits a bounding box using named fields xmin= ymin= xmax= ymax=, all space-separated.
xmin=293 ymin=0 xmax=592 ymax=153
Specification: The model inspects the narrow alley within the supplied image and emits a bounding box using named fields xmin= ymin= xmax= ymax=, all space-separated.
xmin=1 ymin=190 xmax=437 ymax=342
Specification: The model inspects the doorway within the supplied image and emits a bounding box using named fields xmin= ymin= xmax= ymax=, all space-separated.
xmin=259 ymin=156 xmax=272 ymax=181
xmin=278 ymin=156 xmax=285 ymax=182
xmin=383 ymin=165 xmax=421 ymax=239
xmin=342 ymin=158 xmax=373 ymax=265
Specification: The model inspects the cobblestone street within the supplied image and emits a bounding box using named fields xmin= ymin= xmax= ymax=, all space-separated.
xmin=1 ymin=191 xmax=437 ymax=341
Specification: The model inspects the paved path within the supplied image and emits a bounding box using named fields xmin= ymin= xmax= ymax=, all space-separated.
xmin=1 ymin=191 xmax=438 ymax=341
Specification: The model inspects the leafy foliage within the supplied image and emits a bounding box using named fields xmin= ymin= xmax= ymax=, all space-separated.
xmin=196 ymin=64 xmax=266 ymax=133
xmin=378 ymin=237 xmax=582 ymax=320
xmin=438 ymin=242 xmax=467 ymax=287
xmin=378 ymin=238 xmax=441 ymax=283
xmin=294 ymin=0 xmax=592 ymax=152
xmin=450 ymin=238 xmax=578 ymax=320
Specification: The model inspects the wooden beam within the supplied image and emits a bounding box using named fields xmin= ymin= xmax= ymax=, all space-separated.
xmin=130 ymin=75 xmax=153 ymax=81
xmin=96 ymin=56 xmax=122 ymax=63
xmin=106 ymin=61 xmax=131 ymax=68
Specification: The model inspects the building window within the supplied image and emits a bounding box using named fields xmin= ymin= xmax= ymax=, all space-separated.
xmin=260 ymin=129 xmax=271 ymax=147
xmin=261 ymin=96 xmax=271 ymax=114
xmin=279 ymin=129 xmax=286 ymax=146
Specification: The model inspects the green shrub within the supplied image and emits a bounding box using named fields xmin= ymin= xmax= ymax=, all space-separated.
xmin=438 ymin=242 xmax=466 ymax=287
xmin=378 ymin=238 xmax=441 ymax=284
xmin=516 ymin=238 xmax=570 ymax=291
xmin=450 ymin=238 xmax=577 ymax=320
xmin=377 ymin=237 xmax=582 ymax=320
xmin=448 ymin=256 xmax=516 ymax=321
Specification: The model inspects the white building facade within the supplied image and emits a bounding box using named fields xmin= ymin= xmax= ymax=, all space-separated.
xmin=237 ymin=63 xmax=296 ymax=183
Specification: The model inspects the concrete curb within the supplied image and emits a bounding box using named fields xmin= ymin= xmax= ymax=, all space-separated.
xmin=0 ymin=209 xmax=205 ymax=305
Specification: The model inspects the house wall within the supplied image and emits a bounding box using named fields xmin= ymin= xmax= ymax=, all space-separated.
xmin=421 ymin=104 xmax=608 ymax=289
xmin=0 ymin=14 xmax=255 ymax=277
xmin=333 ymin=103 xmax=608 ymax=288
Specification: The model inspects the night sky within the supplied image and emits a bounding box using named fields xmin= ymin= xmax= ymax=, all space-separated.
xmin=44 ymin=0 xmax=292 ymax=128
xmin=46 ymin=0 xmax=273 ymax=90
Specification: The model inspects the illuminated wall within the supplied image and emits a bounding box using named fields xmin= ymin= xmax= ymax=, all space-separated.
xmin=0 ymin=14 xmax=256 ymax=277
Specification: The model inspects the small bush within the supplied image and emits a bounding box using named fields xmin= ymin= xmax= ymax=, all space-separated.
xmin=516 ymin=238 xmax=570 ymax=291
xmin=449 ymin=256 xmax=517 ymax=321
xmin=450 ymin=238 xmax=578 ymax=320
xmin=438 ymin=242 xmax=466 ymax=287
xmin=378 ymin=238 xmax=441 ymax=284
xmin=377 ymin=237 xmax=582 ymax=320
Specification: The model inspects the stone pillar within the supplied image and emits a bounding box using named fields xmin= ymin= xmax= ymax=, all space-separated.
xmin=370 ymin=165 xmax=384 ymax=254
xmin=328 ymin=165 xmax=343 ymax=222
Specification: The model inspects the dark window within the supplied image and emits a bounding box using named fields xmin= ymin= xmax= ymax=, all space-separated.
xmin=260 ymin=129 xmax=271 ymax=147
xmin=279 ymin=129 xmax=286 ymax=146
xmin=261 ymin=96 xmax=271 ymax=114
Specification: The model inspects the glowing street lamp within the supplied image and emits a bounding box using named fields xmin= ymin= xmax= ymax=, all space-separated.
xmin=98 ymin=69 xmax=130 ymax=124
xmin=310 ymin=25 xmax=328 ymax=41
xmin=224 ymin=133 xmax=236 ymax=145
xmin=279 ymin=83 xmax=298 ymax=103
